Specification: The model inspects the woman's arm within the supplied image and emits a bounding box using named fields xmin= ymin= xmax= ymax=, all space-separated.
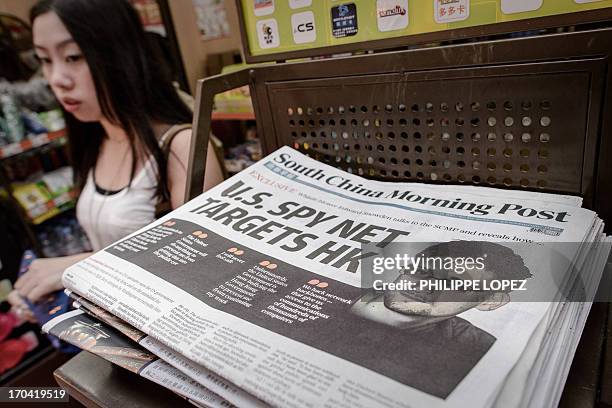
xmin=13 ymin=252 xmax=92 ymax=302
xmin=167 ymin=128 xmax=224 ymax=209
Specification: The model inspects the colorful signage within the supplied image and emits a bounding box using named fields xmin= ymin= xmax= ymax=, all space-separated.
xmin=239 ymin=0 xmax=612 ymax=59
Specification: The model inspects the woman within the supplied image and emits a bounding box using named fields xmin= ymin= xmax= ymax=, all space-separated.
xmin=10 ymin=0 xmax=223 ymax=308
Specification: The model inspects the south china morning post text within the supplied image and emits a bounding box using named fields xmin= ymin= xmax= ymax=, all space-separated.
xmin=271 ymin=152 xmax=572 ymax=223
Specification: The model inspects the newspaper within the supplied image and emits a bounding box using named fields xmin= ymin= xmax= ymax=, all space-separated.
xmin=491 ymin=232 xmax=611 ymax=408
xmin=61 ymin=146 xmax=608 ymax=408
xmin=67 ymin=290 xmax=268 ymax=408
xmin=41 ymin=309 xmax=233 ymax=408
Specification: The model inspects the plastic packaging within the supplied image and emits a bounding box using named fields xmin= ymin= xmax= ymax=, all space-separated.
xmin=0 ymin=91 xmax=24 ymax=143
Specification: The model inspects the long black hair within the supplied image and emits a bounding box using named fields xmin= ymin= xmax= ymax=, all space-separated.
xmin=31 ymin=0 xmax=192 ymax=201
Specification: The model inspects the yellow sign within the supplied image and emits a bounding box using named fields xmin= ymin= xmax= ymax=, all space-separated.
xmin=240 ymin=0 xmax=611 ymax=59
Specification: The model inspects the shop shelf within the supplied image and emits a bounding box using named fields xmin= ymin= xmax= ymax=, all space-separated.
xmin=0 ymin=129 xmax=67 ymax=160
xmin=211 ymin=111 xmax=255 ymax=121
xmin=212 ymin=85 xmax=254 ymax=121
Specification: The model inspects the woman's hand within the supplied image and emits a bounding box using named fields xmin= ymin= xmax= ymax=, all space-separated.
xmin=7 ymin=290 xmax=36 ymax=323
xmin=14 ymin=253 xmax=91 ymax=303
xmin=14 ymin=258 xmax=67 ymax=303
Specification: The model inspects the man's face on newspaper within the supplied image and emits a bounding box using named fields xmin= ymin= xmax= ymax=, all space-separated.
xmin=383 ymin=264 xmax=507 ymax=317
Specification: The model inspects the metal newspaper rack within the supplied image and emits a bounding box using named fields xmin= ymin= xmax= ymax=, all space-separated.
xmin=180 ymin=18 xmax=612 ymax=406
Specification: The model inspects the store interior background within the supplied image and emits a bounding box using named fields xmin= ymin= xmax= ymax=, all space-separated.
xmin=2 ymin=1 xmax=612 ymax=406
xmin=0 ymin=0 xmax=257 ymax=390
xmin=0 ymin=0 xmax=245 ymax=91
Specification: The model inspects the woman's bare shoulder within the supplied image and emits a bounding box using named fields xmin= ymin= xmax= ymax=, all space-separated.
xmin=167 ymin=127 xmax=192 ymax=160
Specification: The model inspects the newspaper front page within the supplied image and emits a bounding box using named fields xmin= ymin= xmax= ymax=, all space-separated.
xmin=62 ymin=147 xmax=601 ymax=408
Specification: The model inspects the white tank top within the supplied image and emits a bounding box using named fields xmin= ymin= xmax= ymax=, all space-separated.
xmin=76 ymin=156 xmax=158 ymax=251
xmin=76 ymin=125 xmax=188 ymax=251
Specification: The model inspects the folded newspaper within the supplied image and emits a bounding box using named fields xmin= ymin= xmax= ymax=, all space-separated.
xmin=42 ymin=309 xmax=232 ymax=408
xmin=49 ymin=146 xmax=610 ymax=408
xmin=62 ymin=290 xmax=268 ymax=408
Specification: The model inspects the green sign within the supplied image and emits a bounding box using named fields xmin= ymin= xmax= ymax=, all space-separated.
xmin=240 ymin=0 xmax=612 ymax=58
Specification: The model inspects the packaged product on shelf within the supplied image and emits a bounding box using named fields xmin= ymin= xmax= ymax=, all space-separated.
xmin=0 ymin=89 xmax=25 ymax=144
xmin=41 ymin=166 xmax=73 ymax=197
xmin=21 ymin=109 xmax=49 ymax=135
xmin=10 ymin=77 xmax=58 ymax=112
xmin=11 ymin=181 xmax=53 ymax=217
xmin=0 ymin=77 xmax=64 ymax=148
xmin=11 ymin=166 xmax=76 ymax=224
xmin=213 ymin=84 xmax=253 ymax=115
xmin=37 ymin=109 xmax=65 ymax=132
xmin=0 ymin=117 xmax=11 ymax=147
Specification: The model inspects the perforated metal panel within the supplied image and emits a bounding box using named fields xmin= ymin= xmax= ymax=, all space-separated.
xmin=269 ymin=64 xmax=595 ymax=193
xmin=187 ymin=28 xmax=612 ymax=227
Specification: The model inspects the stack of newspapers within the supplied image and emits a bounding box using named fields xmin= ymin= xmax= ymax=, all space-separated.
xmin=44 ymin=147 xmax=611 ymax=408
